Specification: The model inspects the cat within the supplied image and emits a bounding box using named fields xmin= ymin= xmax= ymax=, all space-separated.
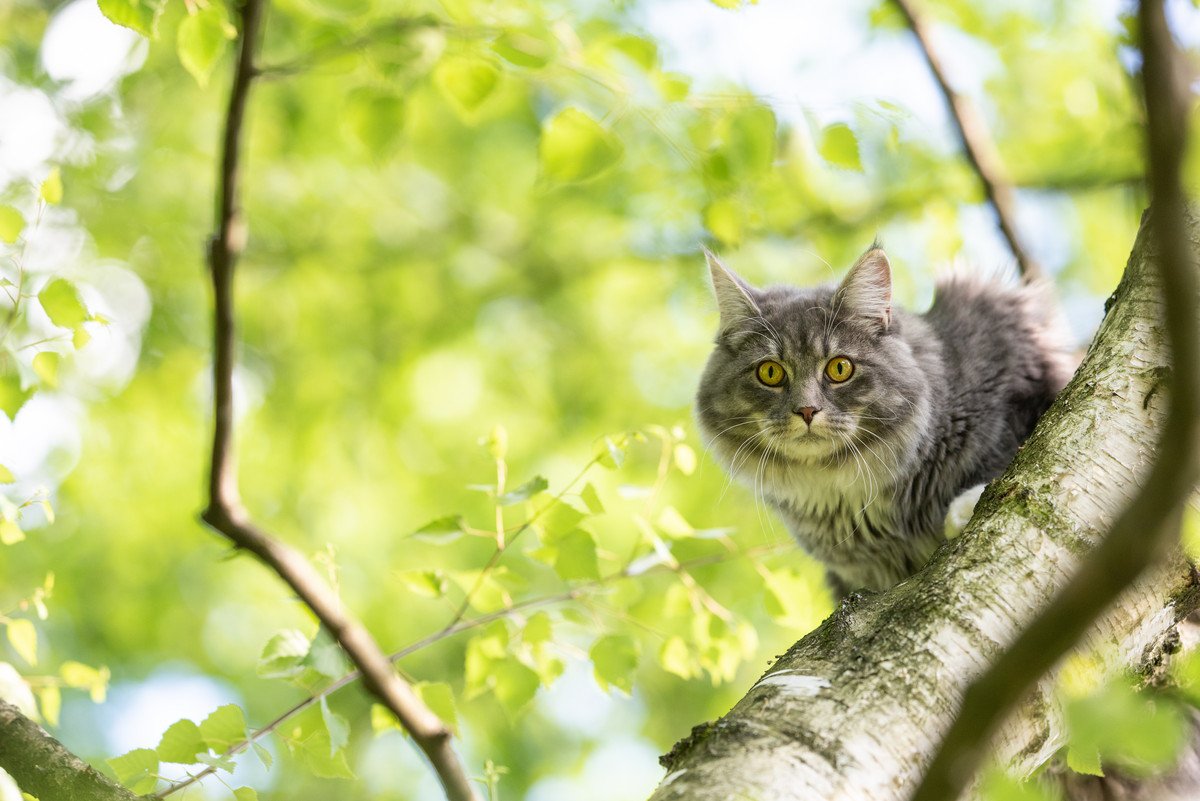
xmin=695 ymin=243 xmax=1074 ymax=594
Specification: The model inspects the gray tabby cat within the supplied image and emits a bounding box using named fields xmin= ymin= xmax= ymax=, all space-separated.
xmin=695 ymin=244 xmax=1074 ymax=594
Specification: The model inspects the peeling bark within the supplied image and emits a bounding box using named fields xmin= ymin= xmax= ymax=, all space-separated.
xmin=648 ymin=208 xmax=1200 ymax=801
xmin=0 ymin=700 xmax=142 ymax=801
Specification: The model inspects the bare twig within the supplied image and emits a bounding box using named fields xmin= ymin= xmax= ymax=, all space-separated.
xmin=910 ymin=2 xmax=1200 ymax=799
xmin=255 ymin=14 xmax=442 ymax=78
xmin=892 ymin=0 xmax=1044 ymax=280
xmin=195 ymin=2 xmax=479 ymax=800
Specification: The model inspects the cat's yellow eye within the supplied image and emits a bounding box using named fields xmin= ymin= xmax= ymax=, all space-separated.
xmin=825 ymin=356 xmax=854 ymax=383
xmin=756 ymin=360 xmax=786 ymax=387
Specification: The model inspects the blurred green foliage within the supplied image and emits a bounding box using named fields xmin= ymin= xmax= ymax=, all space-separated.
xmin=0 ymin=0 xmax=1191 ymax=798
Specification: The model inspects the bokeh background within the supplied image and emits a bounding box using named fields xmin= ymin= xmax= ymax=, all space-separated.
xmin=1 ymin=0 xmax=1197 ymax=798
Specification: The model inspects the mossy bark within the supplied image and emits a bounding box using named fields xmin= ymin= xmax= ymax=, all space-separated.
xmin=0 ymin=701 xmax=144 ymax=801
xmin=648 ymin=208 xmax=1200 ymax=801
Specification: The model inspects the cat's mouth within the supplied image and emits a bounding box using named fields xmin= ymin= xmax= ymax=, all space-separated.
xmin=768 ymin=425 xmax=843 ymax=461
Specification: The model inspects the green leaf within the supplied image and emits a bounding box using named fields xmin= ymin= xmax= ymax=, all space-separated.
xmin=523 ymin=612 xmax=552 ymax=644
xmin=1066 ymin=741 xmax=1104 ymax=776
xmin=38 ymin=280 xmax=88 ymax=329
xmin=37 ymin=684 xmax=61 ymax=726
xmin=659 ymin=636 xmax=698 ymax=680
xmin=6 ymin=619 xmax=36 ymax=666
xmin=553 ymin=529 xmax=599 ymax=581
xmin=300 ymin=629 xmax=346 ymax=680
xmin=1065 ymin=679 xmax=1187 ymax=773
xmin=156 ymin=718 xmax=206 ymax=764
xmin=595 ymin=435 xmax=627 ymax=469
xmin=434 ymin=57 xmax=501 ymax=115
xmin=107 ymin=748 xmax=159 ymax=794
xmin=177 ymin=5 xmax=235 ymax=87
xmin=978 ymin=769 xmax=1059 ymax=801
xmin=673 ymin=443 xmax=697 ymax=476
xmin=409 ymin=515 xmax=466 ymax=544
xmin=371 ymin=703 xmax=401 ymax=735
xmin=0 ymin=520 xmax=24 ymax=545
xmin=257 ymin=629 xmax=310 ymax=678
xmin=31 ymin=352 xmax=58 ymax=389
xmin=415 ymin=681 xmax=459 ymax=735
xmin=482 ymin=425 xmax=508 ymax=459
xmin=233 ymin=789 xmax=258 ymax=801
xmin=725 ymin=105 xmax=776 ymax=177
xmin=539 ymin=108 xmax=624 ymax=183
xmin=59 ymin=661 xmax=109 ymax=702
xmin=492 ymin=31 xmax=554 ymax=68
xmin=97 ymin=0 xmax=163 ymax=36
xmin=343 ymin=88 xmax=404 ymax=158
xmin=39 ymin=169 xmax=62 ymax=205
xmin=0 ymin=373 xmax=31 ymax=422
xmin=703 ymin=197 xmax=744 ymax=246
xmin=398 ymin=569 xmax=449 ymax=598
xmin=252 ymin=741 xmax=272 ymax=769
xmin=492 ymin=658 xmax=540 ymax=713
xmin=818 ymin=123 xmax=864 ymax=172
xmin=0 ymin=466 xmax=13 ymax=483
xmin=580 ymin=482 xmax=604 ymax=514
xmin=761 ymin=565 xmax=832 ymax=632
xmin=0 ymin=206 xmax=23 ymax=244
xmin=73 ymin=325 xmax=91 ymax=350
xmin=319 ymin=696 xmax=350 ymax=753
xmin=199 ymin=704 xmax=247 ymax=752
xmin=537 ymin=499 xmax=586 ymax=541
xmin=609 ymin=34 xmax=658 ymax=70
xmin=290 ymin=730 xmax=354 ymax=778
xmin=589 ymin=634 xmax=639 ymax=694
xmin=498 ymin=475 xmax=548 ymax=506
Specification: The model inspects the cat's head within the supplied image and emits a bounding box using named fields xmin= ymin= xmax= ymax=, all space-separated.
xmin=695 ymin=245 xmax=934 ymax=478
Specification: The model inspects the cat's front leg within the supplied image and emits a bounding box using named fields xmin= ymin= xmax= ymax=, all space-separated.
xmin=943 ymin=483 xmax=987 ymax=539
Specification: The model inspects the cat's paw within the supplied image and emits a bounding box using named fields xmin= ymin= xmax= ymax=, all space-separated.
xmin=944 ymin=483 xmax=986 ymax=539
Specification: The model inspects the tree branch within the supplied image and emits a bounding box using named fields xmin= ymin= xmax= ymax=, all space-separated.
xmin=892 ymin=0 xmax=1044 ymax=280
xmin=910 ymin=1 xmax=1200 ymax=798
xmin=197 ymin=2 xmax=479 ymax=800
xmin=0 ymin=701 xmax=142 ymax=801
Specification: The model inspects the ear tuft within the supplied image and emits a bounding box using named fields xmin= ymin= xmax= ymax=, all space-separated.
xmin=835 ymin=246 xmax=892 ymax=330
xmin=704 ymin=248 xmax=761 ymax=336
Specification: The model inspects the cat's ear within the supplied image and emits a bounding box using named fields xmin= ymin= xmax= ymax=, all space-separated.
xmin=835 ymin=245 xmax=892 ymax=330
xmin=705 ymin=248 xmax=761 ymax=336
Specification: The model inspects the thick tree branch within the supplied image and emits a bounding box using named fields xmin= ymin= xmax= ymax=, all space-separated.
xmin=892 ymin=0 xmax=1044 ymax=280
xmin=193 ymin=2 xmax=480 ymax=800
xmin=0 ymin=701 xmax=142 ymax=801
xmin=910 ymin=2 xmax=1200 ymax=798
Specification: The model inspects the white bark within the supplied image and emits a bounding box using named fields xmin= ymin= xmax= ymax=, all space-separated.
xmin=649 ymin=209 xmax=1200 ymax=801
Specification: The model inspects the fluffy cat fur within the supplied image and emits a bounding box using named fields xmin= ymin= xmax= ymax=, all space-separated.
xmin=695 ymin=244 xmax=1075 ymax=593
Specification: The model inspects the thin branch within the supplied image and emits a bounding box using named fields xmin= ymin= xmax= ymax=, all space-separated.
xmin=197 ymin=2 xmax=479 ymax=800
xmin=255 ymin=15 xmax=443 ymax=78
xmin=158 ymin=541 xmax=788 ymax=798
xmin=891 ymin=0 xmax=1044 ymax=280
xmin=0 ymin=701 xmax=141 ymax=801
xmin=910 ymin=2 xmax=1200 ymax=799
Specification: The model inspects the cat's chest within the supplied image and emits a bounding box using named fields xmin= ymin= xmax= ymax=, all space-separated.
xmin=761 ymin=461 xmax=892 ymax=524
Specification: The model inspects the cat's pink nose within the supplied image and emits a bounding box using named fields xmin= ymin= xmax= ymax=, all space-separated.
xmin=795 ymin=406 xmax=820 ymax=426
